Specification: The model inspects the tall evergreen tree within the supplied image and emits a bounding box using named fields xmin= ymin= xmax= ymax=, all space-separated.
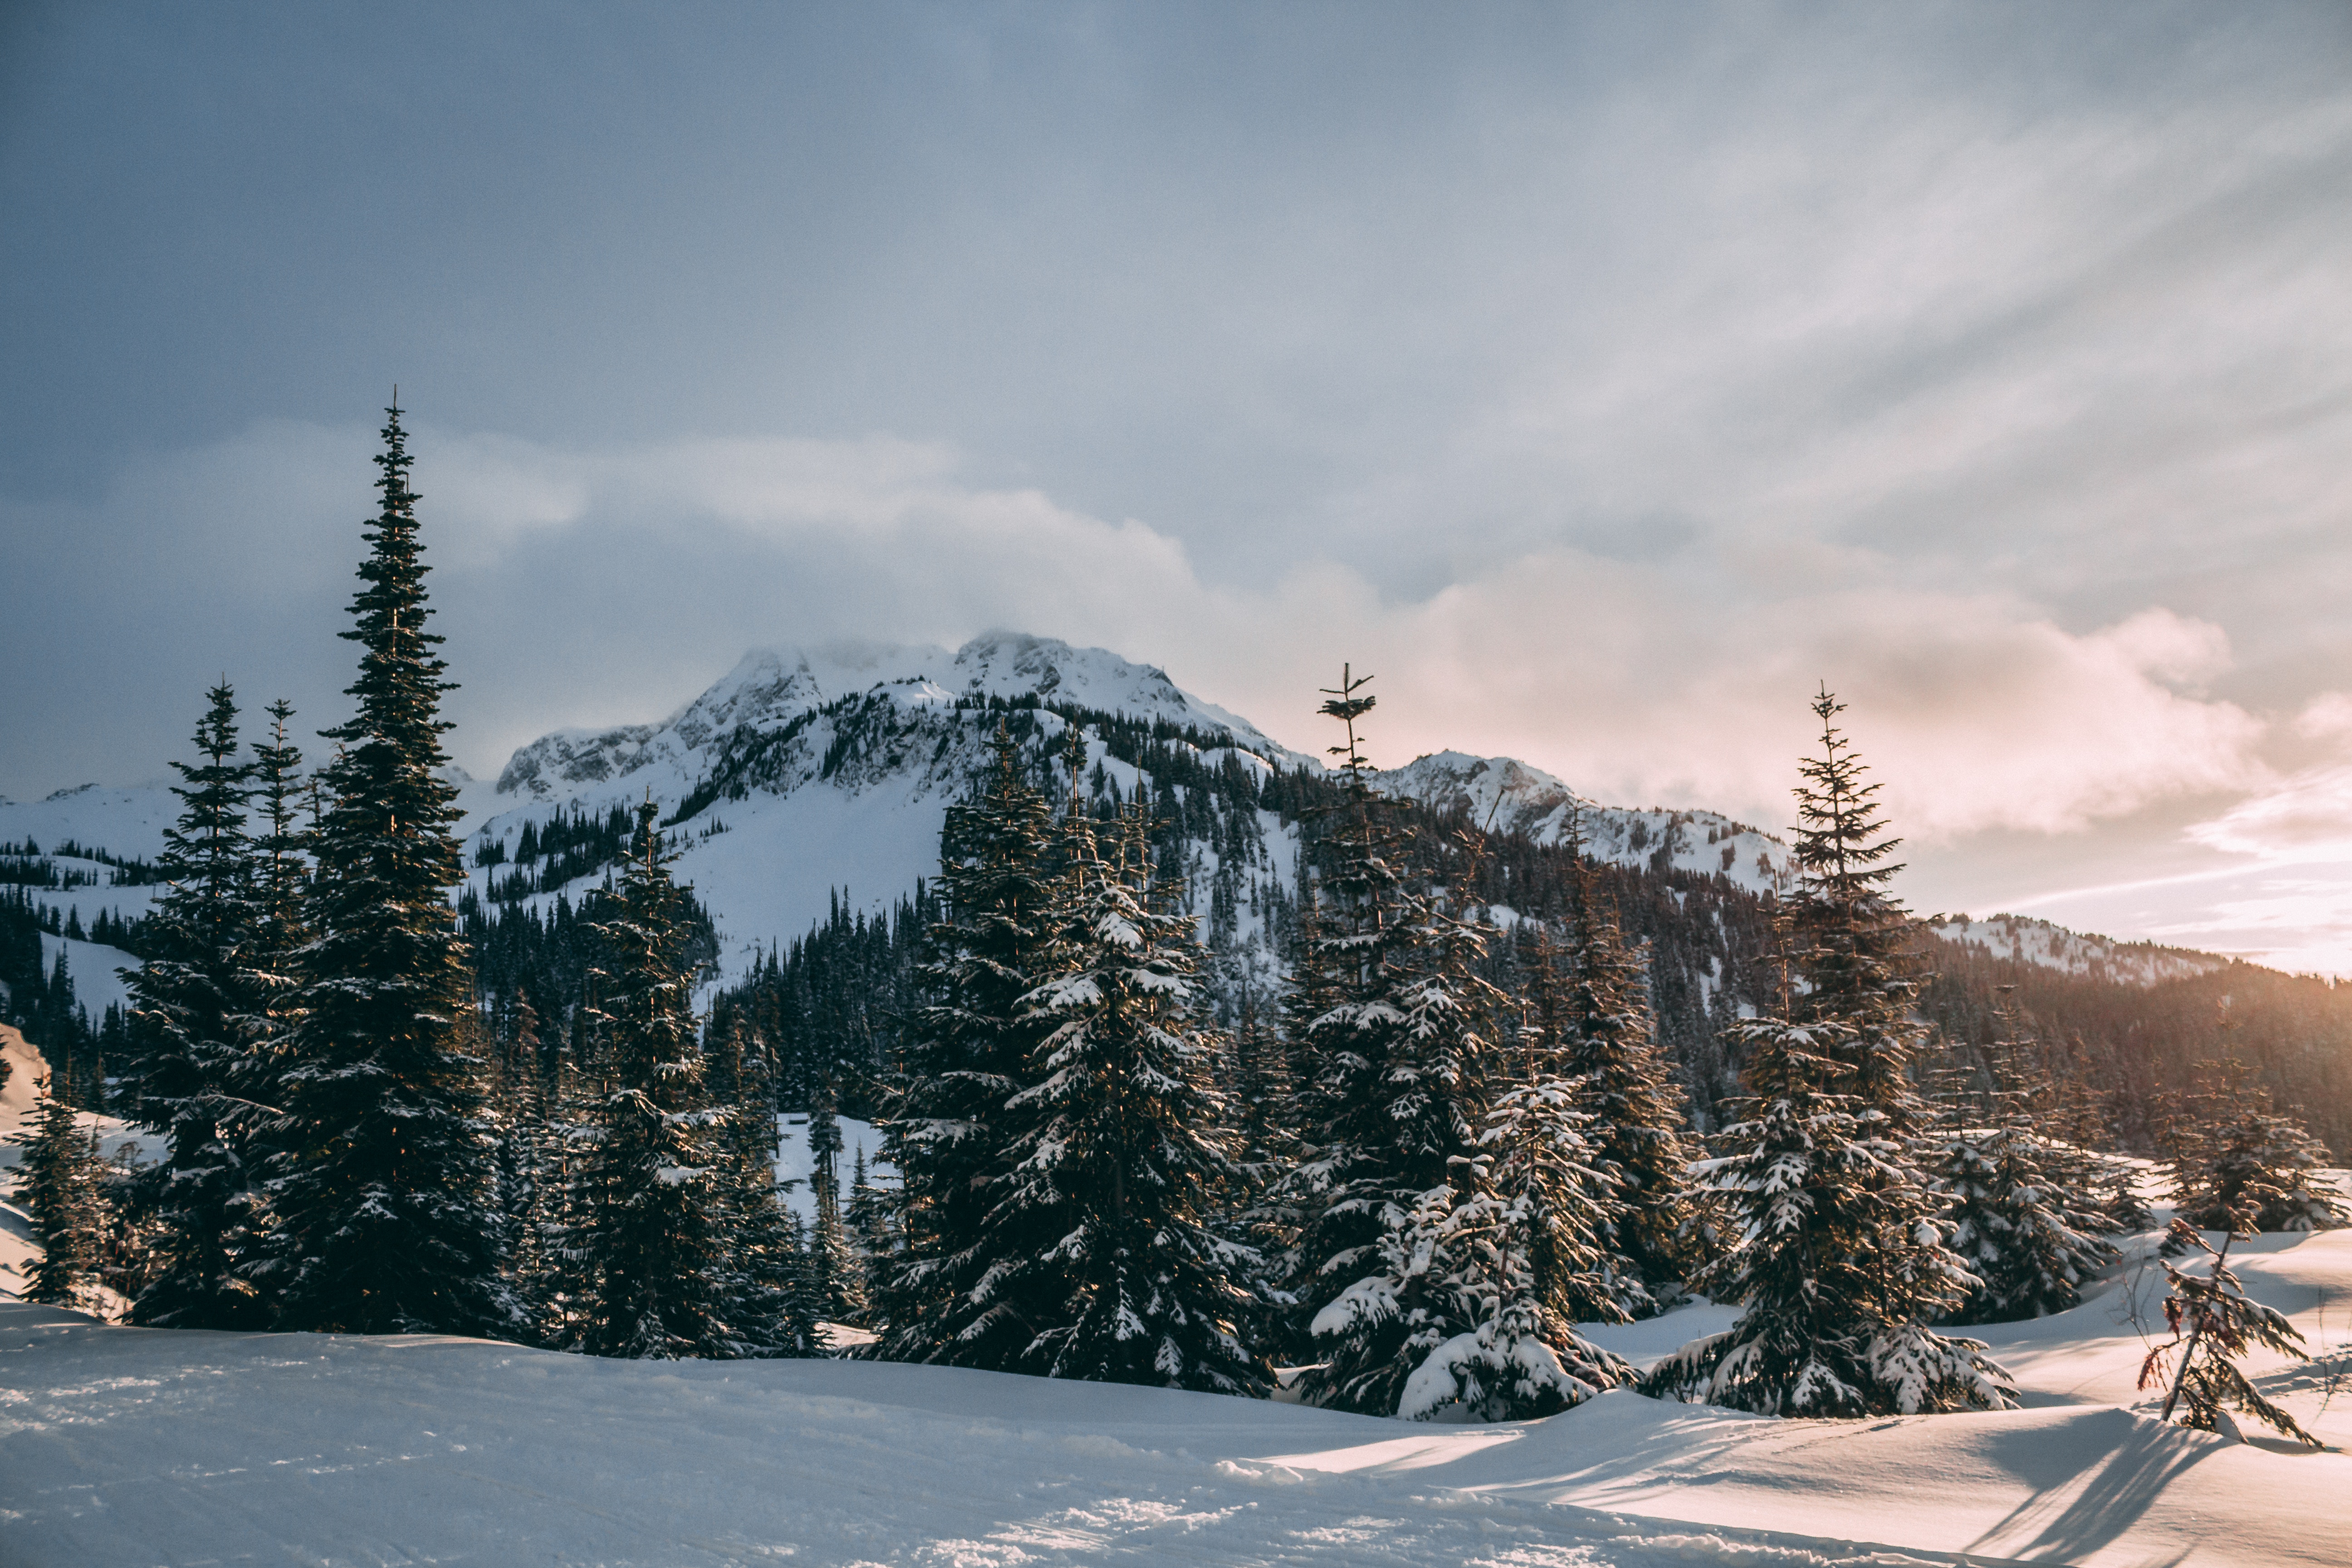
xmin=847 ymin=1143 xmax=893 ymax=1263
xmin=1647 ymin=690 xmax=2012 ymax=1416
xmin=804 ymin=1072 xmax=868 ymax=1323
xmin=1554 ymin=823 xmax=1698 ymax=1314
xmin=997 ymin=806 xmax=1271 ymax=1393
xmin=236 ymin=696 xmax=310 ymax=1303
xmin=1400 ymin=958 xmax=1632 ymax=1422
xmin=568 ymin=800 xmax=740 ymax=1358
xmin=122 ymin=682 xmax=270 ymax=1329
xmin=12 ymin=1065 xmax=110 ymax=1313
xmin=519 ymin=1037 xmax=595 ymax=1347
xmin=263 ymin=403 xmax=515 ymax=1336
xmin=719 ymin=1021 xmax=818 ymax=1355
xmin=872 ymin=726 xmax=1067 ymax=1367
xmin=1278 ymin=670 xmax=1525 ymax=1416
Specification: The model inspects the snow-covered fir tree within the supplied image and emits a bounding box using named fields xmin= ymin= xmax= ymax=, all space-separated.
xmin=1400 ymin=965 xmax=1633 ymax=1421
xmin=847 ymin=1144 xmax=893 ymax=1263
xmin=2161 ymin=1054 xmax=2349 ymax=1235
xmin=995 ymin=805 xmax=1271 ymax=1393
xmin=1278 ymin=668 xmax=1555 ymax=1416
xmin=121 ymin=682 xmax=270 ymax=1329
xmin=565 ymin=800 xmax=743 ymax=1358
xmin=719 ymin=1019 xmax=818 ymax=1356
xmin=262 ymin=403 xmax=515 ymax=1336
xmin=1647 ymin=689 xmax=2013 ymax=1416
xmin=244 ymin=699 xmax=309 ymax=1090
xmin=2138 ymin=1217 xmax=2323 ymax=1446
xmin=872 ymin=726 xmax=1069 ymax=1367
xmin=12 ymin=1065 xmax=110 ymax=1313
xmin=1552 ymin=824 xmax=1698 ymax=1316
xmin=804 ymin=1073 xmax=868 ymax=1324
xmin=519 ymin=1039 xmax=595 ymax=1347
xmin=1929 ymin=996 xmax=2116 ymax=1324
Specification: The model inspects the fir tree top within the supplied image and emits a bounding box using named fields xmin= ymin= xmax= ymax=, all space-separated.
xmin=320 ymin=400 xmax=460 ymax=844
xmin=1784 ymin=688 xmax=1929 ymax=1132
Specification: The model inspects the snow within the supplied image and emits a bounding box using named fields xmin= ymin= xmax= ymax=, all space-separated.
xmin=1368 ymin=752 xmax=1791 ymax=896
xmin=771 ymin=1112 xmax=893 ymax=1222
xmin=33 ymin=932 xmax=140 ymax=1020
xmin=1921 ymin=913 xmax=2226 ymax=987
xmin=0 ymin=783 xmax=176 ymax=865
xmin=5 ymin=1228 xmax=2350 ymax=1566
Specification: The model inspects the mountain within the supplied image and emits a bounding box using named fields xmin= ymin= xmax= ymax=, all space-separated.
xmin=0 ymin=633 xmax=2250 ymax=994
xmin=1921 ymin=913 xmax=2224 ymax=988
xmin=492 ymin=632 xmax=1304 ymax=805
xmin=1365 ymin=751 xmax=1789 ymax=896
xmin=470 ymin=636 xmax=1808 ymax=977
xmin=463 ymin=632 xmax=1311 ymax=988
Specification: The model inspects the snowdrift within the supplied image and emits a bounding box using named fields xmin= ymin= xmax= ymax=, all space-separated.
xmin=4 ymin=1231 xmax=2347 ymax=1567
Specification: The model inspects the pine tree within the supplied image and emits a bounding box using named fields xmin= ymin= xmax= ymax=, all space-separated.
xmin=519 ymin=1038 xmax=595 ymax=1347
xmin=719 ymin=1021 xmax=818 ymax=1356
xmin=122 ymin=682 xmax=270 ymax=1329
xmin=263 ymin=402 xmax=515 ymax=1336
xmin=847 ymin=1143 xmax=893 ymax=1262
xmin=2138 ymin=1217 xmax=2322 ymax=1446
xmin=1647 ymin=689 xmax=2013 ymax=1416
xmin=570 ymin=801 xmax=740 ymax=1358
xmin=2161 ymin=1055 xmax=2350 ymax=1236
xmin=1279 ymin=669 xmax=1527 ymax=1416
xmin=998 ymin=805 xmax=1271 ymax=1393
xmin=1930 ymin=996 xmax=2116 ymax=1323
xmin=872 ymin=726 xmax=1066 ymax=1367
xmin=804 ymin=1071 xmax=867 ymax=1324
xmin=1493 ymin=933 xmax=1622 ymax=1331
xmin=235 ymin=696 xmax=310 ymax=1308
xmin=1554 ymin=825 xmax=1698 ymax=1314
xmin=1401 ymin=973 xmax=1632 ymax=1421
xmin=13 ymin=1065 xmax=110 ymax=1313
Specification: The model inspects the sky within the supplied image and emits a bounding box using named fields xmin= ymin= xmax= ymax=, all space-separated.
xmin=4 ymin=2 xmax=2351 ymax=970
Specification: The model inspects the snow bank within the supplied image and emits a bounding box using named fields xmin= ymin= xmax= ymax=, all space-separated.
xmin=5 ymin=1230 xmax=2349 ymax=1566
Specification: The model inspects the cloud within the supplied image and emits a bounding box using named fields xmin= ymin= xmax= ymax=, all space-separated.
xmin=2 ymin=415 xmax=2274 ymax=848
xmin=2185 ymin=762 xmax=2352 ymax=863
xmin=347 ymin=422 xmax=2269 ymax=847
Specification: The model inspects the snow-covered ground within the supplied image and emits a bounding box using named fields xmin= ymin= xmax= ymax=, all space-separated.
xmin=3 ymin=1223 xmax=2348 ymax=1568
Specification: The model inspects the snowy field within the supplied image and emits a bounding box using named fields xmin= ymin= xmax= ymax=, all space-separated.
xmin=3 ymin=1224 xmax=2349 ymax=1566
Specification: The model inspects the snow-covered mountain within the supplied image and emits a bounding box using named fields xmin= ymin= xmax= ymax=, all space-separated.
xmin=1921 ymin=913 xmax=2226 ymax=986
xmin=493 ymin=632 xmax=1304 ymax=805
xmin=0 ymin=631 xmax=2236 ymax=997
xmin=461 ymin=632 xmax=1309 ymax=988
xmin=1365 ymin=751 xmax=1790 ymax=897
